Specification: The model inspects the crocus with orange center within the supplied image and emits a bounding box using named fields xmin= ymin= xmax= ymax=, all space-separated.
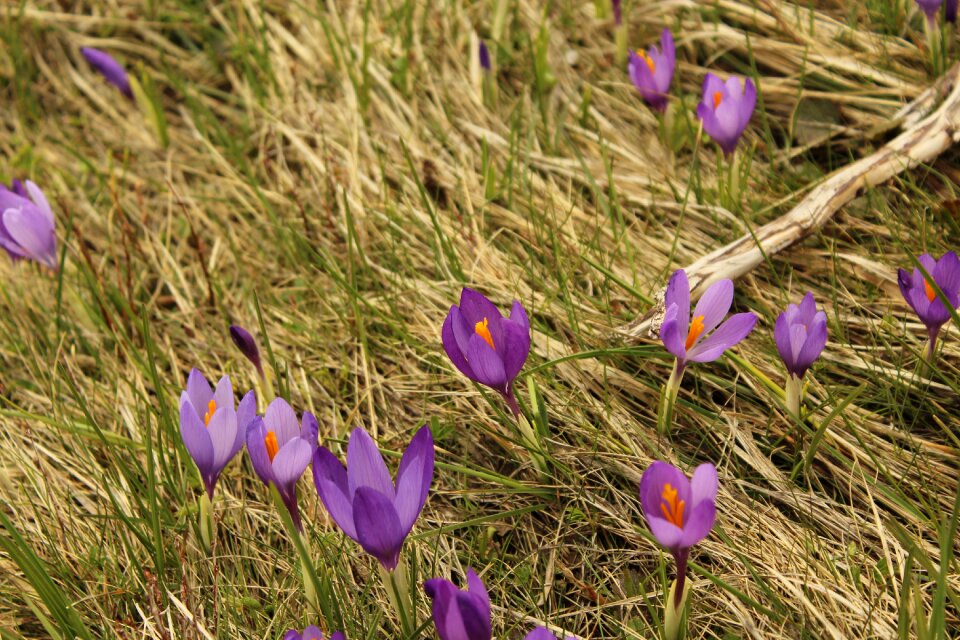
xmin=696 ymin=73 xmax=756 ymax=156
xmin=0 ymin=179 xmax=58 ymax=269
xmin=898 ymin=251 xmax=960 ymax=360
xmin=628 ymin=29 xmax=675 ymax=112
xmin=246 ymin=397 xmax=319 ymax=531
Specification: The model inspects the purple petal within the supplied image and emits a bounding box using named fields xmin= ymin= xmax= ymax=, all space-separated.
xmin=685 ymin=312 xmax=757 ymax=362
xmin=466 ymin=333 xmax=507 ymax=389
xmin=639 ymin=461 xmax=691 ymax=521
xmin=271 ymin=437 xmax=312 ymax=489
xmin=80 ymin=47 xmax=132 ymax=97
xmin=663 ymin=270 xmax=690 ymax=340
xmin=456 ymin=591 xmax=492 ymax=640
xmin=234 ymin=390 xmax=257 ymax=457
xmin=646 ymin=515 xmax=684 ymax=549
xmin=425 ymin=578 xmax=458 ymax=639
xmin=212 ymin=375 xmax=234 ymax=414
xmin=773 ymin=311 xmax=792 ymax=367
xmin=459 ymin=288 xmax=505 ymax=348
xmin=24 ymin=181 xmax=54 ymax=226
xmin=934 ymin=251 xmax=960 ymax=299
xmin=330 ymin=633 xmax=346 ymax=640
xmin=206 ymin=406 xmax=238 ymax=469
xmin=264 ymin=397 xmax=301 ymax=446
xmin=246 ymin=418 xmax=275 ymax=486
xmin=509 ymin=300 xmax=530 ymax=330
xmin=679 ymin=500 xmax=717 ymax=548
xmin=353 ymin=487 xmax=405 ymax=569
xmin=312 ymin=446 xmax=358 ymax=540
xmin=301 ymin=627 xmax=324 ymax=640
xmin=465 ymin=568 xmax=491 ymax=616
xmin=186 ymin=369 xmax=212 ymax=418
xmin=301 ymin=411 xmax=319 ymax=450
xmin=394 ymin=425 xmax=434 ymax=532
xmin=691 ymin=279 xmax=734 ymax=339
xmin=659 ymin=304 xmax=687 ymax=359
xmin=499 ymin=317 xmax=531 ymax=381
xmin=738 ymin=78 xmax=757 ymax=130
xmin=229 ymin=325 xmax=262 ymax=372
xmin=794 ymin=315 xmax=827 ymax=375
xmin=525 ymin=628 xmax=559 ymax=640
xmin=283 ymin=631 xmax=302 ymax=640
xmin=442 ymin=307 xmax=477 ymax=380
xmin=689 ymin=463 xmax=718 ymax=509
xmin=702 ymin=73 xmax=726 ymax=102
xmin=180 ymin=398 xmax=213 ymax=475
xmin=346 ymin=427 xmax=395 ymax=498
xmin=3 ymin=207 xmax=56 ymax=268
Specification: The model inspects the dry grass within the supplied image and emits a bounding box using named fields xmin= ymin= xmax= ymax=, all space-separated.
xmin=1 ymin=1 xmax=959 ymax=639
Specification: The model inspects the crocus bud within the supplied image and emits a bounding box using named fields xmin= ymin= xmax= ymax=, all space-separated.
xmin=80 ymin=47 xmax=133 ymax=98
xmin=479 ymin=40 xmax=491 ymax=72
xmin=229 ymin=324 xmax=265 ymax=379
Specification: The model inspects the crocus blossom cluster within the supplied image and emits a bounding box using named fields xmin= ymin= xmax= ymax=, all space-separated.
xmin=312 ymin=425 xmax=434 ymax=570
xmin=246 ymin=398 xmax=319 ymax=531
xmin=696 ymin=73 xmax=756 ymax=155
xmin=628 ymin=29 xmax=675 ymax=112
xmin=442 ymin=288 xmax=531 ymax=416
xmin=179 ymin=369 xmax=256 ymax=498
xmin=425 ymin=569 xmax=492 ymax=640
xmin=0 ymin=180 xmax=58 ymax=269
xmin=283 ymin=627 xmax=345 ymax=640
xmin=81 ymin=47 xmax=132 ymax=97
xmin=898 ymin=251 xmax=960 ymax=359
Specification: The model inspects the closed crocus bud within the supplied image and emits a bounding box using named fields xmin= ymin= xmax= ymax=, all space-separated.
xmin=696 ymin=73 xmax=756 ymax=156
xmin=628 ymin=29 xmax=675 ymax=112
xmin=229 ymin=324 xmax=264 ymax=378
xmin=424 ymin=569 xmax=492 ymax=640
xmin=80 ymin=47 xmax=133 ymax=98
xmin=479 ymin=40 xmax=491 ymax=71
xmin=948 ymin=0 xmax=958 ymax=22
xmin=0 ymin=180 xmax=58 ymax=269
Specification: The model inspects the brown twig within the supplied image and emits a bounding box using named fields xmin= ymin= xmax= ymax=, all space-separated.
xmin=618 ymin=62 xmax=960 ymax=340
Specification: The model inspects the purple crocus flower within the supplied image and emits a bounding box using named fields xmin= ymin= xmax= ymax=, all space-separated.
xmin=915 ymin=0 xmax=945 ymax=23
xmin=524 ymin=627 xmax=576 ymax=640
xmin=424 ymin=568 xmax=492 ymax=640
xmin=0 ymin=180 xmax=58 ymax=269
xmin=229 ymin=324 xmax=264 ymax=379
xmin=80 ymin=47 xmax=132 ymax=98
xmin=660 ymin=269 xmax=757 ymax=370
xmin=479 ymin=40 xmax=491 ymax=71
xmin=898 ymin=251 xmax=960 ymax=358
xmin=696 ymin=73 xmax=756 ymax=156
xmin=774 ymin=292 xmax=827 ymax=379
xmin=639 ymin=461 xmax=718 ymax=606
xmin=441 ymin=288 xmax=531 ymax=416
xmin=628 ymin=29 xmax=675 ymax=112
xmin=179 ymin=369 xmax=256 ymax=499
xmin=312 ymin=425 xmax=433 ymax=571
xmin=282 ymin=626 xmax=345 ymax=640
xmin=246 ymin=398 xmax=318 ymax=532
xmin=948 ymin=0 xmax=958 ymax=22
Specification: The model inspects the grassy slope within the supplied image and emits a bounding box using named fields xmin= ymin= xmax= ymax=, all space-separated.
xmin=1 ymin=0 xmax=959 ymax=638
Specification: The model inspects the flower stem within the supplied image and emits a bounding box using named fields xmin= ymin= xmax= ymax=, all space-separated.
xmin=380 ymin=562 xmax=414 ymax=637
xmin=300 ymin=533 xmax=318 ymax=612
xmin=198 ymin=492 xmax=214 ymax=554
xmin=925 ymin=327 xmax=939 ymax=367
xmin=658 ymin=360 xmax=685 ymax=436
xmin=664 ymin=550 xmax=691 ymax=640
xmin=727 ymin=151 xmax=741 ymax=209
xmin=785 ymin=373 xmax=802 ymax=420
xmin=614 ymin=24 xmax=628 ymax=67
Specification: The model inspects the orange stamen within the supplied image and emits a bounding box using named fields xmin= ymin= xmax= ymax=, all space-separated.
xmin=203 ymin=400 xmax=216 ymax=427
xmin=713 ymin=91 xmax=723 ymax=108
xmin=639 ymin=51 xmax=655 ymax=72
xmin=685 ymin=315 xmax=705 ymax=350
xmin=925 ymin=279 xmax=937 ymax=302
xmin=659 ymin=483 xmax=686 ymax=528
xmin=264 ymin=431 xmax=279 ymax=462
xmin=475 ymin=317 xmax=495 ymax=350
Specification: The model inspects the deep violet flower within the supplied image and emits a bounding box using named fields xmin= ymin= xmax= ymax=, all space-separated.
xmin=312 ymin=425 xmax=433 ymax=571
xmin=179 ymin=369 xmax=256 ymax=499
xmin=948 ymin=0 xmax=958 ymax=23
xmin=628 ymin=29 xmax=675 ymax=112
xmin=524 ymin=627 xmax=576 ymax=640
xmin=696 ymin=73 xmax=756 ymax=156
xmin=916 ymin=0 xmax=945 ymax=23
xmin=229 ymin=324 xmax=264 ymax=379
xmin=898 ymin=251 xmax=960 ymax=360
xmin=282 ymin=626 xmax=345 ymax=640
xmin=612 ymin=0 xmax=622 ymax=25
xmin=0 ymin=180 xmax=58 ymax=269
xmin=774 ymin=292 xmax=828 ymax=380
xmin=442 ymin=288 xmax=531 ymax=416
xmin=424 ymin=568 xmax=492 ymax=640
xmin=479 ymin=40 xmax=491 ymax=71
xmin=246 ymin=398 xmax=319 ymax=532
xmin=80 ymin=47 xmax=132 ymax=98
xmin=640 ymin=461 xmax=717 ymax=607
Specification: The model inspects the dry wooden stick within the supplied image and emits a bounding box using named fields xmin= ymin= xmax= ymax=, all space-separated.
xmin=619 ymin=63 xmax=960 ymax=340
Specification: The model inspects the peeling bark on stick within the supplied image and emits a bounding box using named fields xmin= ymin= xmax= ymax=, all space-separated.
xmin=619 ymin=64 xmax=960 ymax=340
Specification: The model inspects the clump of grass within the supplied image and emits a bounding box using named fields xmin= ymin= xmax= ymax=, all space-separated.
xmin=1 ymin=1 xmax=958 ymax=639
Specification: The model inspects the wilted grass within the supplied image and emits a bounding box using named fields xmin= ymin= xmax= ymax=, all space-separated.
xmin=1 ymin=0 xmax=959 ymax=639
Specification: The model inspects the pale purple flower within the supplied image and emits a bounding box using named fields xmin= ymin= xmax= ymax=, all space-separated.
xmin=525 ymin=627 xmax=576 ymax=640
xmin=312 ymin=425 xmax=433 ymax=570
xmin=628 ymin=29 xmax=675 ymax=112
xmin=229 ymin=324 xmax=264 ymax=378
xmin=282 ymin=626 xmax=345 ymax=640
xmin=442 ymin=288 xmax=531 ymax=416
xmin=898 ymin=251 xmax=960 ymax=355
xmin=660 ymin=269 xmax=757 ymax=371
xmin=696 ymin=73 xmax=756 ymax=155
xmin=639 ymin=461 xmax=718 ymax=606
xmin=179 ymin=369 xmax=256 ymax=499
xmin=0 ymin=180 xmax=58 ymax=269
xmin=774 ymin=292 xmax=827 ymax=379
xmin=81 ymin=47 xmax=132 ymax=98
xmin=246 ymin=398 xmax=319 ymax=532
xmin=424 ymin=568 xmax=491 ymax=640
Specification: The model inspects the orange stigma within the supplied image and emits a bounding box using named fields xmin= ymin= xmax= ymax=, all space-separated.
xmin=713 ymin=91 xmax=723 ymax=108
xmin=659 ymin=483 xmax=686 ymax=528
xmin=475 ymin=317 xmax=495 ymax=350
xmin=685 ymin=315 xmax=705 ymax=350
xmin=203 ymin=400 xmax=216 ymax=427
xmin=925 ymin=279 xmax=937 ymax=302
xmin=639 ymin=51 xmax=655 ymax=72
xmin=264 ymin=431 xmax=279 ymax=462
